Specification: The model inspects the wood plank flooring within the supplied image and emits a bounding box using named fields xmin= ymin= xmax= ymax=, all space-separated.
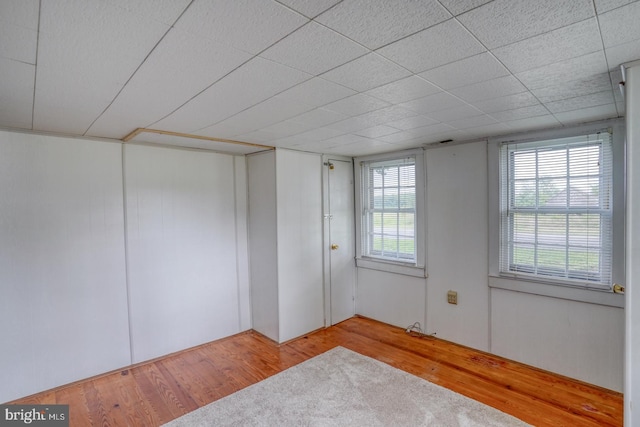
xmin=9 ymin=316 xmax=623 ymax=426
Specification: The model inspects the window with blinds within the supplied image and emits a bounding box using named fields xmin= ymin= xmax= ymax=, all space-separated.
xmin=361 ymin=156 xmax=416 ymax=263
xmin=499 ymin=132 xmax=613 ymax=288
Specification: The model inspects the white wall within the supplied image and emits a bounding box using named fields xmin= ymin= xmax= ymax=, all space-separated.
xmin=356 ymin=268 xmax=426 ymax=328
xmin=276 ymin=149 xmax=324 ymax=342
xmin=491 ymin=288 xmax=623 ymax=391
xmin=0 ymin=131 xmax=130 ymax=402
xmin=247 ymin=151 xmax=279 ymax=342
xmin=0 ymin=130 xmax=252 ymax=401
xmin=124 ymin=144 xmax=246 ymax=363
xmin=425 ymin=142 xmax=489 ymax=351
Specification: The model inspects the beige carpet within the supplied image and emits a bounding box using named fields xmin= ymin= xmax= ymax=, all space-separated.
xmin=162 ymin=346 xmax=531 ymax=426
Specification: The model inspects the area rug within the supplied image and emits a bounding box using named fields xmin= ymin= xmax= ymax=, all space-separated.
xmin=162 ymin=346 xmax=530 ymax=426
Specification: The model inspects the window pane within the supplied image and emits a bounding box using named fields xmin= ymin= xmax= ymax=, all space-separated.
xmin=568 ymin=214 xmax=601 ymax=247
xmin=537 ymin=245 xmax=567 ymax=275
xmin=569 ymin=145 xmax=601 ymax=176
xmin=512 ymin=213 xmax=535 ymax=244
xmin=538 ymin=148 xmax=567 ymax=178
xmin=373 ymin=188 xmax=383 ymax=209
xmin=512 ymin=244 xmax=535 ymax=270
xmin=513 ymin=180 xmax=536 ymax=208
xmin=383 ymin=188 xmax=398 ymax=209
xmin=384 ymin=166 xmax=398 ymax=187
xmin=399 ymin=165 xmax=415 ymax=186
xmin=512 ymin=151 xmax=536 ymax=179
xmin=537 ymin=214 xmax=566 ymax=246
xmin=569 ymin=177 xmax=600 ymax=208
xmin=539 ymin=178 xmax=566 ymax=207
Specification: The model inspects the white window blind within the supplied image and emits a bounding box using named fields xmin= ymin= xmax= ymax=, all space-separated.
xmin=499 ymin=132 xmax=613 ymax=288
xmin=362 ymin=156 xmax=416 ymax=263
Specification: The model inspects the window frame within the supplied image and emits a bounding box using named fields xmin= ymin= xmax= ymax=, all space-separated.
xmin=488 ymin=121 xmax=625 ymax=307
xmin=354 ymin=149 xmax=426 ymax=278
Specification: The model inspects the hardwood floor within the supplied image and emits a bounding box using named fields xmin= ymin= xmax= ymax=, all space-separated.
xmin=9 ymin=316 xmax=622 ymax=426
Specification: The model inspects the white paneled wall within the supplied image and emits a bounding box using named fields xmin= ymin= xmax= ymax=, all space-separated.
xmin=491 ymin=288 xmax=624 ymax=391
xmin=247 ymin=151 xmax=280 ymax=341
xmin=124 ymin=144 xmax=244 ymax=363
xmin=356 ymin=268 xmax=426 ymax=328
xmin=425 ymin=143 xmax=489 ymax=351
xmin=0 ymin=130 xmax=251 ymax=402
xmin=0 ymin=131 xmax=130 ymax=402
xmin=276 ymin=149 xmax=324 ymax=342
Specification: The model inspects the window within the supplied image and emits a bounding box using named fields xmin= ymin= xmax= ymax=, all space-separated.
xmin=354 ymin=149 xmax=425 ymax=277
xmin=362 ymin=156 xmax=417 ymax=263
xmin=499 ymin=132 xmax=613 ymax=288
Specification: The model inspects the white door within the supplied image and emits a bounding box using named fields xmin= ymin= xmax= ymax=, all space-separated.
xmin=325 ymin=158 xmax=355 ymax=325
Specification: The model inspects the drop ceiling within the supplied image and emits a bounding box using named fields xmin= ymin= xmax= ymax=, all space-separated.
xmin=0 ymin=0 xmax=637 ymax=156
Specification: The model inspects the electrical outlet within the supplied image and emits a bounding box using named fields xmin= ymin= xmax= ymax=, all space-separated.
xmin=447 ymin=291 xmax=457 ymax=305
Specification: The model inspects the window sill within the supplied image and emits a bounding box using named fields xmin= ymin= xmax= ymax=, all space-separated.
xmin=489 ymin=275 xmax=624 ymax=308
xmin=356 ymin=257 xmax=427 ymax=278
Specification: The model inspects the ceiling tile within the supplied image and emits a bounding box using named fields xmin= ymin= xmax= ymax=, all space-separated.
xmin=594 ymin=0 xmax=638 ymax=14
xmin=407 ymin=123 xmax=458 ymax=138
xmin=0 ymin=58 xmax=35 ymax=129
xmin=426 ymin=104 xmax=484 ymax=122
xmin=554 ymin=103 xmax=619 ymax=124
xmin=275 ymin=78 xmax=356 ymax=108
xmin=288 ymin=108 xmax=348 ymax=127
xmin=0 ymin=0 xmax=39 ymax=63
xmin=462 ymin=123 xmax=512 ymax=138
xmin=378 ymin=19 xmax=485 ymax=73
xmin=438 ymin=0 xmax=493 ymax=16
xmin=260 ymin=22 xmax=368 ymax=75
xmin=320 ymin=53 xmax=411 ymax=92
xmin=516 ymin=51 xmax=609 ymax=90
xmin=276 ymin=0 xmax=341 ymax=18
xmin=492 ymin=18 xmax=602 ymax=73
xmin=531 ymin=73 xmax=613 ymax=103
xmin=378 ymin=130 xmax=425 ymax=144
xmin=544 ymin=90 xmax=615 ymax=113
xmin=110 ymin=0 xmax=192 ymax=26
xmin=450 ymin=75 xmax=527 ymax=102
xmin=365 ymin=76 xmax=440 ymax=104
xmin=445 ymin=114 xmax=498 ymax=130
xmin=327 ymin=139 xmax=394 ymax=156
xmin=315 ymin=0 xmax=451 ymax=50
xmin=599 ymin=1 xmax=640 ymax=47
xmin=489 ymin=104 xmax=550 ymax=121
xmin=190 ymin=122 xmax=247 ymax=139
xmin=385 ymin=115 xmax=439 ymax=130
xmin=399 ymin=91 xmax=466 ymax=114
xmin=605 ymin=40 xmax=640 ymax=69
xmin=355 ymin=105 xmax=418 ymax=124
xmin=459 ymin=0 xmax=594 ymax=49
xmin=472 ymin=92 xmax=540 ymax=113
xmin=34 ymin=0 xmax=181 ymax=135
xmin=153 ymin=57 xmax=312 ymax=132
xmin=419 ymin=52 xmax=510 ymax=89
xmin=355 ymin=125 xmax=401 ymax=138
xmin=258 ymin=120 xmax=315 ymax=138
xmin=328 ymin=117 xmax=379 ymax=133
xmin=291 ymin=126 xmax=345 ymax=141
xmin=0 ymin=0 xmax=39 ymax=29
xmin=505 ymin=115 xmax=562 ymax=132
xmin=86 ymin=28 xmax=252 ymax=138
xmin=175 ymin=0 xmax=308 ymax=54
xmin=206 ymin=96 xmax=315 ymax=134
xmin=323 ymin=93 xmax=391 ymax=116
